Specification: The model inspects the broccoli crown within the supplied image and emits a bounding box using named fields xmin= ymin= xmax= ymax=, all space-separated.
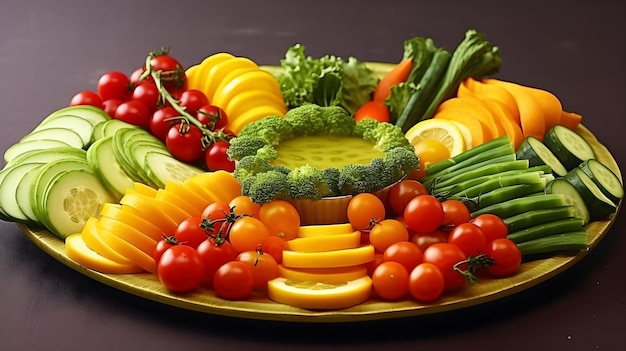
xmin=355 ymin=119 xmax=414 ymax=152
xmin=228 ymin=103 xmax=419 ymax=203
xmin=237 ymin=115 xmax=294 ymax=146
xmin=287 ymin=164 xmax=333 ymax=200
xmin=244 ymin=170 xmax=290 ymax=205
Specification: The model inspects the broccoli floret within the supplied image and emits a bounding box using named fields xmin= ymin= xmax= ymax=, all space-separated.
xmin=232 ymin=155 xmax=274 ymax=182
xmin=227 ymin=136 xmax=269 ymax=160
xmin=244 ymin=170 xmax=290 ymax=205
xmin=322 ymin=167 xmax=342 ymax=197
xmin=356 ymin=119 xmax=413 ymax=152
xmin=238 ymin=115 xmax=294 ymax=145
xmin=384 ymin=147 xmax=420 ymax=181
xmin=283 ymin=104 xmax=326 ymax=136
xmin=338 ymin=163 xmax=371 ymax=195
xmin=287 ymin=164 xmax=333 ymax=200
xmin=320 ymin=105 xmax=357 ymax=136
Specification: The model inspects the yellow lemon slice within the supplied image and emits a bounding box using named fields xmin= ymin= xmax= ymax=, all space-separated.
xmin=80 ymin=217 xmax=135 ymax=265
xmin=186 ymin=52 xmax=236 ymax=92
xmin=228 ymin=104 xmax=287 ymax=135
xmin=282 ymin=245 xmax=375 ymax=269
xmin=224 ymin=89 xmax=287 ymax=122
xmin=278 ymin=265 xmax=368 ymax=283
xmin=267 ymin=276 xmax=372 ymax=310
xmin=204 ymin=57 xmax=259 ymax=101
xmin=405 ymin=119 xmax=466 ymax=156
xmin=211 ymin=70 xmax=282 ymax=109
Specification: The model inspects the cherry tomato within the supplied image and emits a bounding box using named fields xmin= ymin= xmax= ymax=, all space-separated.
xmin=228 ymin=216 xmax=270 ymax=253
xmin=157 ymin=245 xmax=204 ymax=293
xmin=132 ymin=82 xmax=161 ymax=111
xmin=371 ymin=261 xmax=409 ymax=300
xmin=409 ymin=262 xmax=445 ymax=302
xmin=196 ymin=237 xmax=237 ymax=286
xmin=201 ymin=202 xmax=231 ymax=237
xmin=228 ymin=195 xmax=260 ymax=218
xmin=447 ymin=222 xmax=488 ymax=257
xmin=411 ymin=139 xmax=451 ymax=180
xmin=102 ymin=99 xmax=123 ymax=118
xmin=258 ymin=200 xmax=300 ymax=241
xmin=388 ymin=179 xmax=428 ymax=216
xmin=204 ymin=141 xmax=235 ymax=172
xmin=165 ymin=123 xmax=204 ymax=162
xmin=354 ymin=100 xmax=390 ymax=123
xmin=69 ymin=91 xmax=103 ymax=108
xmin=403 ymin=194 xmax=444 ymax=234
xmin=470 ymin=213 xmax=509 ymax=243
xmin=422 ymin=242 xmax=468 ymax=291
xmin=410 ymin=230 xmax=448 ymax=252
xmin=149 ymin=53 xmax=186 ymax=92
xmin=213 ymin=261 xmax=255 ymax=300
xmin=236 ymin=249 xmax=280 ymax=289
xmin=114 ymin=100 xmax=151 ymax=129
xmin=347 ymin=193 xmax=386 ymax=231
xmin=97 ymin=71 xmax=131 ymax=101
xmin=153 ymin=236 xmax=178 ymax=263
xmin=174 ymin=216 xmax=209 ymax=249
xmin=150 ymin=106 xmax=180 ymax=141
xmin=485 ymin=238 xmax=522 ymax=277
xmin=383 ymin=241 xmax=423 ymax=272
xmin=129 ymin=66 xmax=153 ymax=88
xmin=369 ymin=219 xmax=409 ymax=253
xmin=179 ymin=89 xmax=210 ymax=115
xmin=261 ymin=235 xmax=287 ymax=264
xmin=366 ymin=253 xmax=385 ymax=277
xmin=441 ymin=199 xmax=472 ymax=228
xmin=196 ymin=105 xmax=228 ymax=130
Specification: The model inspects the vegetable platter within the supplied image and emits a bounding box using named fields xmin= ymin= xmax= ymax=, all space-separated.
xmin=14 ymin=65 xmax=622 ymax=322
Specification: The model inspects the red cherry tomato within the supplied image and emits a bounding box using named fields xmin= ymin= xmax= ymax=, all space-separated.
xmin=403 ymin=194 xmax=444 ymax=234
xmin=422 ymin=242 xmax=468 ymax=291
xmin=157 ymin=245 xmax=204 ymax=293
xmin=132 ymin=82 xmax=161 ymax=112
xmin=485 ymin=238 xmax=522 ymax=277
xmin=260 ymin=236 xmax=287 ymax=264
xmin=97 ymin=71 xmax=131 ymax=101
xmin=153 ymin=236 xmax=178 ymax=263
xmin=149 ymin=53 xmax=186 ymax=92
xmin=371 ymin=261 xmax=409 ymax=300
xmin=204 ymin=141 xmax=235 ymax=172
xmin=69 ymin=91 xmax=103 ymax=108
xmin=129 ymin=66 xmax=153 ymax=88
xmin=470 ymin=213 xmax=509 ymax=243
xmin=447 ymin=222 xmax=488 ymax=257
xmin=114 ymin=100 xmax=151 ymax=129
xmin=441 ymin=199 xmax=472 ymax=228
xmin=354 ymin=100 xmax=390 ymax=123
xmin=409 ymin=262 xmax=445 ymax=302
xmin=179 ymin=90 xmax=210 ymax=115
xmin=410 ymin=230 xmax=448 ymax=252
xmin=387 ymin=179 xmax=428 ymax=216
xmin=165 ymin=123 xmax=204 ymax=162
xmin=150 ymin=106 xmax=180 ymax=141
xmin=196 ymin=237 xmax=237 ymax=287
xmin=174 ymin=216 xmax=209 ymax=249
xmin=102 ymin=99 xmax=123 ymax=118
xmin=213 ymin=261 xmax=255 ymax=300
xmin=382 ymin=241 xmax=423 ymax=272
xmin=196 ymin=105 xmax=228 ymax=130
xmin=236 ymin=249 xmax=280 ymax=289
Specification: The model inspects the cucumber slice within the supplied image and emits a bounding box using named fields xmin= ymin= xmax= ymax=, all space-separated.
xmin=29 ymin=158 xmax=91 ymax=229
xmin=516 ymin=136 xmax=568 ymax=176
xmin=3 ymin=139 xmax=74 ymax=164
xmin=111 ymin=127 xmax=167 ymax=187
xmin=544 ymin=124 xmax=596 ymax=171
xmin=545 ymin=178 xmax=590 ymax=225
xmin=577 ymin=159 xmax=623 ymax=204
xmin=100 ymin=119 xmax=139 ymax=139
xmin=144 ymin=151 xmax=204 ymax=188
xmin=20 ymin=127 xmax=85 ymax=149
xmin=5 ymin=146 xmax=86 ymax=168
xmin=42 ymin=105 xmax=110 ymax=127
xmin=91 ymin=121 xmax=107 ymax=143
xmin=0 ymin=162 xmax=43 ymax=222
xmin=33 ymin=114 xmax=95 ymax=147
xmin=86 ymin=136 xmax=135 ymax=199
xmin=15 ymin=164 xmax=46 ymax=223
xmin=39 ymin=168 xmax=115 ymax=239
xmin=563 ymin=167 xmax=616 ymax=221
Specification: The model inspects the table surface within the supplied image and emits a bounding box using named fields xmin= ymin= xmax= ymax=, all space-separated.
xmin=1 ymin=0 xmax=625 ymax=350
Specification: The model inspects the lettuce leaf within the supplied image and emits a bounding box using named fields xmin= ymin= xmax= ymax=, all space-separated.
xmin=277 ymin=44 xmax=378 ymax=114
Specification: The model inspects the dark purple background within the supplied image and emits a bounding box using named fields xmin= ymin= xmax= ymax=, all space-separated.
xmin=1 ymin=1 xmax=624 ymax=350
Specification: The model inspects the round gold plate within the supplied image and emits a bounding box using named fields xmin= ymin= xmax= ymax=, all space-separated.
xmin=17 ymin=63 xmax=623 ymax=323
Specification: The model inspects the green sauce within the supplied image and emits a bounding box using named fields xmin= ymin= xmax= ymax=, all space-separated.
xmin=271 ymin=135 xmax=385 ymax=170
